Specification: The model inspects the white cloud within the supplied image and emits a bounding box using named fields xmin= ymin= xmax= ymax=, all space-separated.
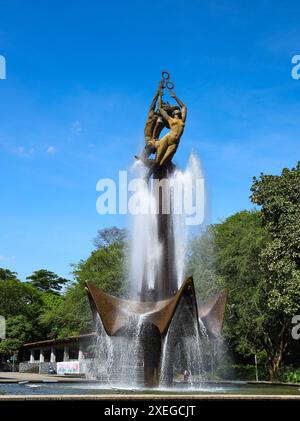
xmin=10 ymin=146 xmax=35 ymax=157
xmin=71 ymin=120 xmax=82 ymax=134
xmin=0 ymin=255 xmax=15 ymax=262
xmin=46 ymin=146 xmax=56 ymax=154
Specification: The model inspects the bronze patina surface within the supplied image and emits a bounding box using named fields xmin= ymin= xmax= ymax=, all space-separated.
xmin=86 ymin=277 xmax=198 ymax=337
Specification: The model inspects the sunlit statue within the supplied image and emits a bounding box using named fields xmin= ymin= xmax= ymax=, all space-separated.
xmin=137 ymin=71 xmax=187 ymax=181
xmin=146 ymin=89 xmax=187 ymax=180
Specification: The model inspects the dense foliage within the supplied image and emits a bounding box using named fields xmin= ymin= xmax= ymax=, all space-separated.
xmin=0 ymin=164 xmax=299 ymax=382
xmin=0 ymin=278 xmax=43 ymax=355
xmin=250 ymin=163 xmax=300 ymax=379
xmin=26 ymin=270 xmax=69 ymax=294
xmin=0 ymin=228 xmax=127 ymax=357
xmin=187 ymin=162 xmax=300 ymax=380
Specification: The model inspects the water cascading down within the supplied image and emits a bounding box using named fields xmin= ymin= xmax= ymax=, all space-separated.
xmin=85 ymin=71 xmax=227 ymax=387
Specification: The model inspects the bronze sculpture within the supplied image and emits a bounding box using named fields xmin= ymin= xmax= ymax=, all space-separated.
xmin=137 ymin=71 xmax=187 ymax=181
xmin=145 ymin=89 xmax=187 ymax=181
xmin=86 ymin=71 xmax=227 ymax=387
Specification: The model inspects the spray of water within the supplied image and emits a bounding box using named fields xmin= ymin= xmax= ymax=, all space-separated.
xmin=90 ymin=153 xmax=213 ymax=388
xmin=88 ymin=314 xmax=148 ymax=387
xmin=128 ymin=161 xmax=162 ymax=296
xmin=170 ymin=153 xmax=205 ymax=288
xmin=160 ymin=297 xmax=209 ymax=386
xmin=128 ymin=153 xmax=205 ymax=294
xmin=87 ymin=316 xmax=114 ymax=382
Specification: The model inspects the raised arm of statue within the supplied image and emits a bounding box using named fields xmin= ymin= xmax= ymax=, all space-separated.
xmin=158 ymin=89 xmax=163 ymax=110
xmin=169 ymin=91 xmax=187 ymax=122
xmin=148 ymin=89 xmax=160 ymax=113
xmin=158 ymin=106 xmax=171 ymax=123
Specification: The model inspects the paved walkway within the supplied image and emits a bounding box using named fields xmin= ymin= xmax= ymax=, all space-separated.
xmin=0 ymin=371 xmax=89 ymax=383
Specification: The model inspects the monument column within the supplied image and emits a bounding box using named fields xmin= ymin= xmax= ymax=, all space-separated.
xmin=63 ymin=345 xmax=69 ymax=361
xmin=78 ymin=342 xmax=84 ymax=360
xmin=50 ymin=347 xmax=56 ymax=363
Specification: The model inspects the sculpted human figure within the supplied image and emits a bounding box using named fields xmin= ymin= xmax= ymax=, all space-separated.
xmin=144 ymin=89 xmax=160 ymax=145
xmin=145 ymin=90 xmax=187 ymax=181
xmin=141 ymin=89 xmax=172 ymax=159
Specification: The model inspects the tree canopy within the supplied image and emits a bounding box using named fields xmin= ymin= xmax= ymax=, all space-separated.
xmin=0 ymin=277 xmax=44 ymax=356
xmin=34 ymin=227 xmax=127 ymax=338
xmin=249 ymin=162 xmax=300 ymax=379
xmin=0 ymin=270 xmax=70 ymax=357
xmin=0 ymin=268 xmax=18 ymax=281
xmin=26 ymin=269 xmax=69 ymax=294
xmin=186 ymin=225 xmax=221 ymax=300
xmin=250 ymin=163 xmax=300 ymax=316
xmin=188 ymin=161 xmax=300 ymax=381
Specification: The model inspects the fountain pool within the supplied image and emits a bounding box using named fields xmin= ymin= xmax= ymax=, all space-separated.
xmin=1 ymin=382 xmax=300 ymax=397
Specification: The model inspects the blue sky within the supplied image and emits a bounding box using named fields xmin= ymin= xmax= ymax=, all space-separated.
xmin=0 ymin=0 xmax=299 ymax=281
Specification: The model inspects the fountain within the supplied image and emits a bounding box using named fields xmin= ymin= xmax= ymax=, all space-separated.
xmin=85 ymin=71 xmax=227 ymax=388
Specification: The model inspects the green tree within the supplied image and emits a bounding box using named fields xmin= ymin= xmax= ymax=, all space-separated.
xmin=0 ymin=268 xmax=18 ymax=281
xmin=0 ymin=278 xmax=43 ymax=320
xmin=39 ymin=227 xmax=127 ymax=337
xmin=213 ymin=211 xmax=269 ymax=368
xmin=250 ymin=162 xmax=300 ymax=379
xmin=0 ymin=316 xmax=33 ymax=356
xmin=74 ymin=226 xmax=127 ymax=296
xmin=94 ymin=226 xmax=127 ymax=249
xmin=26 ymin=269 xmax=69 ymax=294
xmin=186 ymin=226 xmax=222 ymax=300
xmin=37 ymin=292 xmax=66 ymax=339
xmin=0 ymin=279 xmax=44 ymax=357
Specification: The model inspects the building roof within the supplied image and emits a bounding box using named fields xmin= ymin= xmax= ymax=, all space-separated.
xmin=22 ymin=333 xmax=96 ymax=349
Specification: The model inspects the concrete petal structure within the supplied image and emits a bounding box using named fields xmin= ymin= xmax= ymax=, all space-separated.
xmin=197 ymin=289 xmax=228 ymax=339
xmin=85 ymin=278 xmax=227 ymax=386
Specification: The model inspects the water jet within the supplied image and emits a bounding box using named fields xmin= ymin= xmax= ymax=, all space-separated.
xmin=86 ymin=71 xmax=227 ymax=388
